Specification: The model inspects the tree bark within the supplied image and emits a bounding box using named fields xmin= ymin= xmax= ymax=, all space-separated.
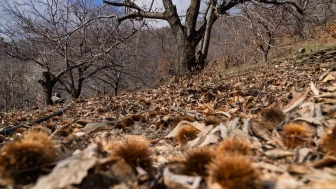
xmin=198 ymin=0 xmax=217 ymax=70
xmin=38 ymin=72 xmax=57 ymax=105
xmin=263 ymin=51 xmax=268 ymax=63
xmin=176 ymin=40 xmax=198 ymax=76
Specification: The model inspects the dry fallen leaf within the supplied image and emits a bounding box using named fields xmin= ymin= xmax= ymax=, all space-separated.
xmin=322 ymin=74 xmax=335 ymax=83
xmin=283 ymin=90 xmax=309 ymax=113
xmin=264 ymin=149 xmax=294 ymax=159
xmin=33 ymin=157 xmax=97 ymax=189
xmin=163 ymin=167 xmax=202 ymax=189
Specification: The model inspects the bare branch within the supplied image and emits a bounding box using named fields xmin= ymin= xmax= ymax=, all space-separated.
xmin=118 ymin=11 xmax=166 ymax=22
xmin=103 ymin=0 xmax=166 ymax=22
xmin=103 ymin=1 xmax=142 ymax=12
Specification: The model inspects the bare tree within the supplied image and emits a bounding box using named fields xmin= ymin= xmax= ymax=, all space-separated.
xmin=243 ymin=5 xmax=285 ymax=63
xmin=104 ymin=0 xmax=303 ymax=76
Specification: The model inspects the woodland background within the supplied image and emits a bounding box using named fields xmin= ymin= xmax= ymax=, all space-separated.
xmin=0 ymin=0 xmax=335 ymax=111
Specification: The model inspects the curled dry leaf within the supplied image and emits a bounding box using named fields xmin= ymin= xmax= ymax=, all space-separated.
xmin=33 ymin=157 xmax=97 ymax=189
xmin=322 ymin=74 xmax=335 ymax=83
xmin=294 ymin=148 xmax=312 ymax=163
xmin=264 ymin=148 xmax=294 ymax=159
xmin=275 ymin=173 xmax=304 ymax=189
xmin=283 ymin=91 xmax=309 ymax=113
xmin=250 ymin=118 xmax=272 ymax=141
xmin=311 ymin=156 xmax=336 ymax=168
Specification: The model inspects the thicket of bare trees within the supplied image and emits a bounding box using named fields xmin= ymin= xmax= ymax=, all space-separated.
xmin=0 ymin=0 xmax=140 ymax=105
xmin=205 ymin=0 xmax=336 ymax=68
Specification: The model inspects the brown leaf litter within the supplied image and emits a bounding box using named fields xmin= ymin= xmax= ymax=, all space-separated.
xmin=0 ymin=47 xmax=336 ymax=188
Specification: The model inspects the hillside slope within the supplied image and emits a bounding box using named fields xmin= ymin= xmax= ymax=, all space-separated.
xmin=0 ymin=47 xmax=336 ymax=188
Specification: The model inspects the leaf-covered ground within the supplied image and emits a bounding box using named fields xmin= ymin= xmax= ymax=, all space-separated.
xmin=0 ymin=47 xmax=336 ymax=189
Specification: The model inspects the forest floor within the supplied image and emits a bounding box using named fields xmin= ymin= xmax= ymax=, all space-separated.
xmin=0 ymin=39 xmax=336 ymax=188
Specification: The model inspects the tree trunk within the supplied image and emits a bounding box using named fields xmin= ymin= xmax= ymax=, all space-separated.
xmin=263 ymin=52 xmax=268 ymax=63
xmin=114 ymin=80 xmax=119 ymax=96
xmin=198 ymin=0 xmax=217 ymax=70
xmin=176 ymin=41 xmax=197 ymax=76
xmin=38 ymin=71 xmax=55 ymax=105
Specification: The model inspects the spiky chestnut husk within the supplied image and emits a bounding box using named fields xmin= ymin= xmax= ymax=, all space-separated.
xmin=172 ymin=115 xmax=196 ymax=128
xmin=320 ymin=125 xmax=336 ymax=155
xmin=208 ymin=156 xmax=261 ymax=189
xmin=282 ymin=123 xmax=308 ymax=149
xmin=14 ymin=127 xmax=27 ymax=134
xmin=176 ymin=125 xmax=200 ymax=146
xmin=217 ymin=137 xmax=252 ymax=156
xmin=130 ymin=114 xmax=147 ymax=123
xmin=260 ymin=104 xmax=285 ymax=131
xmin=121 ymin=117 xmax=134 ymax=127
xmin=205 ymin=116 xmax=222 ymax=126
xmin=30 ymin=125 xmax=51 ymax=135
xmin=110 ymin=135 xmax=152 ymax=172
xmin=182 ymin=147 xmax=216 ymax=177
xmin=0 ymin=135 xmax=6 ymax=143
xmin=0 ymin=132 xmax=58 ymax=185
xmin=114 ymin=121 xmax=126 ymax=131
